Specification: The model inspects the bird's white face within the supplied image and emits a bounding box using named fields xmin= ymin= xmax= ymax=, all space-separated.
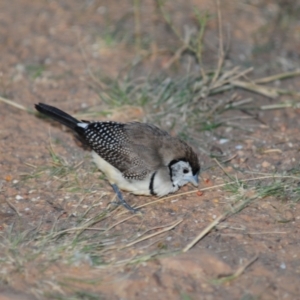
xmin=170 ymin=161 xmax=199 ymax=188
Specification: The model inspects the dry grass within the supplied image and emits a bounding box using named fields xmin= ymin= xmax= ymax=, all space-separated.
xmin=1 ymin=1 xmax=300 ymax=298
xmin=1 ymin=160 xmax=300 ymax=276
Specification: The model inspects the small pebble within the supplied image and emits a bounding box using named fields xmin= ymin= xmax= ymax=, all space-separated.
xmin=262 ymin=161 xmax=271 ymax=168
xmin=219 ymin=138 xmax=229 ymax=144
xmin=280 ymin=262 xmax=286 ymax=270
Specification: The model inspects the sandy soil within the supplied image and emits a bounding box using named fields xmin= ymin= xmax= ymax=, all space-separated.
xmin=1 ymin=0 xmax=300 ymax=299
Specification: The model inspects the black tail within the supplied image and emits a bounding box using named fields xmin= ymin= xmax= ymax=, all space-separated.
xmin=35 ymin=103 xmax=80 ymax=130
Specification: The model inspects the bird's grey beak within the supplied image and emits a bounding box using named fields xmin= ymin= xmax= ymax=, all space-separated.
xmin=189 ymin=173 xmax=199 ymax=187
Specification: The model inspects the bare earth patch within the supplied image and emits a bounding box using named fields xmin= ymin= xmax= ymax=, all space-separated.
xmin=1 ymin=0 xmax=300 ymax=299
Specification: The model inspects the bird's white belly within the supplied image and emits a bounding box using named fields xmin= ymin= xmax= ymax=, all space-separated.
xmin=92 ymin=151 xmax=151 ymax=195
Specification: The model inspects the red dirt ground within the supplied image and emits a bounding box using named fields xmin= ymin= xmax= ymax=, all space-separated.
xmin=1 ymin=1 xmax=300 ymax=299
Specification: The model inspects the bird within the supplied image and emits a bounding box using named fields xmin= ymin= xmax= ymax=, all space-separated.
xmin=35 ymin=103 xmax=200 ymax=213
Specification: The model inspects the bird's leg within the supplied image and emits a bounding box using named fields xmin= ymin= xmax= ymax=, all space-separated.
xmin=111 ymin=184 xmax=139 ymax=213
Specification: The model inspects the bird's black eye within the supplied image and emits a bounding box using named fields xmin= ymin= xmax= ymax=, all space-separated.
xmin=183 ymin=168 xmax=189 ymax=174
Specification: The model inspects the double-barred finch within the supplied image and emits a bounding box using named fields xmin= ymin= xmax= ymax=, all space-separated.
xmin=35 ymin=103 xmax=200 ymax=213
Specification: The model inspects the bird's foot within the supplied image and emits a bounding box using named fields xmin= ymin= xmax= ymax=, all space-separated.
xmin=111 ymin=184 xmax=139 ymax=213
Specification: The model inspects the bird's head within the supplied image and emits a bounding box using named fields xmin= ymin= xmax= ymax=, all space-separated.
xmin=169 ymin=159 xmax=200 ymax=188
